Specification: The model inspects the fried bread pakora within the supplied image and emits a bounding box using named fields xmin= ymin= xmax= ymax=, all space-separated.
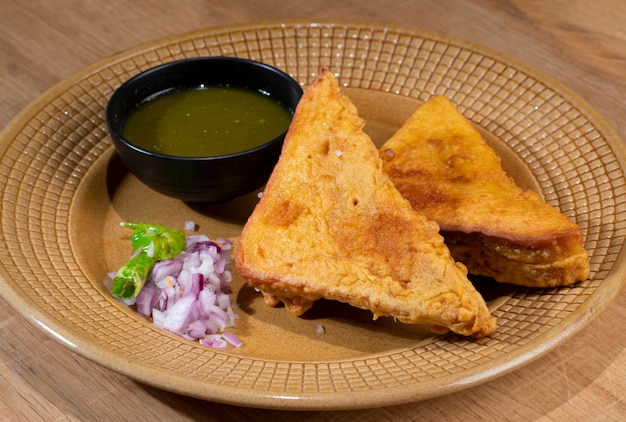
xmin=235 ymin=71 xmax=496 ymax=337
xmin=380 ymin=96 xmax=590 ymax=287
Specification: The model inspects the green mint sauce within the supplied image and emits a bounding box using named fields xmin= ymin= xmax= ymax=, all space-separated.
xmin=122 ymin=85 xmax=292 ymax=157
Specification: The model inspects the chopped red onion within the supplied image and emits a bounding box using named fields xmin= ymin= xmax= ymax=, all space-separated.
xmin=217 ymin=293 xmax=231 ymax=309
xmin=152 ymin=259 xmax=183 ymax=282
xmin=163 ymin=295 xmax=196 ymax=332
xmin=152 ymin=309 xmax=165 ymax=328
xmin=102 ymin=272 xmax=115 ymax=291
xmin=187 ymin=319 xmax=208 ymax=338
xmin=185 ymin=235 xmax=211 ymax=250
xmin=199 ymin=336 xmax=227 ymax=349
xmin=145 ymin=241 xmax=155 ymax=258
xmin=221 ymin=331 xmax=243 ymax=347
xmin=136 ymin=285 xmax=160 ymax=316
xmin=107 ymin=234 xmax=240 ymax=348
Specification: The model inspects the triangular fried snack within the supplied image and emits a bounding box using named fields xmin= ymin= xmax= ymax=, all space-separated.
xmin=380 ymin=96 xmax=590 ymax=287
xmin=235 ymin=71 xmax=496 ymax=337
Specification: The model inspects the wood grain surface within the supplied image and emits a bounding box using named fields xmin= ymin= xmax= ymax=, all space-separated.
xmin=1 ymin=1 xmax=625 ymax=420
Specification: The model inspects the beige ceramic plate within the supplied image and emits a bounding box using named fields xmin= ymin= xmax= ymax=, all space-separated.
xmin=1 ymin=21 xmax=625 ymax=410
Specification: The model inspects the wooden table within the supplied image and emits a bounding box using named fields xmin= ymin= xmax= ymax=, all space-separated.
xmin=1 ymin=1 xmax=625 ymax=420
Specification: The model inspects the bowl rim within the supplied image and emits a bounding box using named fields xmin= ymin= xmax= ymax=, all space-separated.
xmin=105 ymin=56 xmax=303 ymax=161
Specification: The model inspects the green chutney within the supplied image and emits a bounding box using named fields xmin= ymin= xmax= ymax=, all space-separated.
xmin=122 ymin=85 xmax=293 ymax=157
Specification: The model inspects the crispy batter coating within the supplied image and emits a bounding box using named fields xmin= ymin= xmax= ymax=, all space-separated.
xmin=236 ymin=71 xmax=496 ymax=337
xmin=380 ymin=96 xmax=590 ymax=287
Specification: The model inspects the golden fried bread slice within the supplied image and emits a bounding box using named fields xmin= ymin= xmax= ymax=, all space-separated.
xmin=235 ymin=71 xmax=496 ymax=337
xmin=380 ymin=96 xmax=590 ymax=287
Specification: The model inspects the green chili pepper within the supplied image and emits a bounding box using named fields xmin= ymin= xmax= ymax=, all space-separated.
xmin=111 ymin=222 xmax=186 ymax=299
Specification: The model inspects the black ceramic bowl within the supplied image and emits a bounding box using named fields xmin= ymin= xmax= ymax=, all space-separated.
xmin=106 ymin=57 xmax=303 ymax=202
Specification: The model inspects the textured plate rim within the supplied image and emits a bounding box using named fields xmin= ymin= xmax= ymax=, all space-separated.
xmin=0 ymin=20 xmax=625 ymax=410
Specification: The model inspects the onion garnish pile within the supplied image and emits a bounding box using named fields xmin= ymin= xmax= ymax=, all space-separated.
xmin=105 ymin=222 xmax=241 ymax=348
